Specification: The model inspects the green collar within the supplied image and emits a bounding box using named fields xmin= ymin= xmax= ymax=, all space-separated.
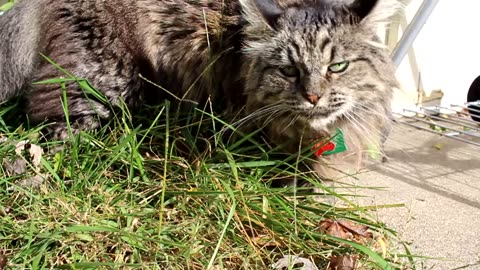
xmin=313 ymin=128 xmax=348 ymax=157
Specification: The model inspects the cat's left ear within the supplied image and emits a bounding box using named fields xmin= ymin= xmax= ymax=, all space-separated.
xmin=240 ymin=0 xmax=283 ymax=30
xmin=347 ymin=0 xmax=401 ymax=28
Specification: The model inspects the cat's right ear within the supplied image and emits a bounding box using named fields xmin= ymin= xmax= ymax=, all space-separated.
xmin=240 ymin=0 xmax=283 ymax=30
xmin=347 ymin=0 xmax=401 ymax=30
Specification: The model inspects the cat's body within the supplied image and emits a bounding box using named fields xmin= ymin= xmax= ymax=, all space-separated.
xmin=0 ymin=0 xmax=246 ymax=135
xmin=0 ymin=0 xmax=399 ymax=179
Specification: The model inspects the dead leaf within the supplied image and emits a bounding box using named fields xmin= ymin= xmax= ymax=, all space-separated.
xmin=0 ymin=206 xmax=10 ymax=217
xmin=0 ymin=254 xmax=7 ymax=270
xmin=329 ymin=255 xmax=358 ymax=270
xmin=3 ymin=158 xmax=27 ymax=175
xmin=16 ymin=174 xmax=46 ymax=188
xmin=319 ymin=219 xmax=372 ymax=244
xmin=15 ymin=140 xmax=43 ymax=167
xmin=3 ymin=140 xmax=44 ymax=176
xmin=29 ymin=144 xmax=43 ymax=167
xmin=320 ymin=220 xmax=351 ymax=240
xmin=433 ymin=143 xmax=445 ymax=150
xmin=336 ymin=220 xmax=372 ymax=239
xmin=273 ymin=255 xmax=319 ymax=270
xmin=252 ymin=235 xmax=282 ymax=248
xmin=3 ymin=140 xmax=46 ymax=188
xmin=375 ymin=237 xmax=388 ymax=258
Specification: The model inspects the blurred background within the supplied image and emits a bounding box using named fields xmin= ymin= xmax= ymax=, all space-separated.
xmin=384 ymin=0 xmax=480 ymax=112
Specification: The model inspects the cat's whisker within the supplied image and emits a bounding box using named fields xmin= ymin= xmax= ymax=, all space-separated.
xmin=352 ymin=99 xmax=394 ymax=121
xmin=348 ymin=107 xmax=386 ymax=137
xmin=217 ymin=105 xmax=278 ymax=138
xmin=287 ymin=114 xmax=302 ymax=130
xmin=351 ymin=102 xmax=397 ymax=137
xmin=261 ymin=109 xmax=288 ymax=128
xmin=348 ymin=111 xmax=382 ymax=143
xmin=345 ymin=111 xmax=387 ymax=157
xmin=279 ymin=114 xmax=301 ymax=133
xmin=349 ymin=102 xmax=391 ymax=132
xmin=220 ymin=103 xmax=289 ymax=143
xmin=351 ymin=111 xmax=392 ymax=149
xmin=345 ymin=102 xmax=403 ymax=150
xmin=351 ymin=101 xmax=390 ymax=119
xmin=250 ymin=106 xmax=288 ymax=125
xmin=344 ymin=112 xmax=371 ymax=141
xmin=278 ymin=112 xmax=296 ymax=127
xmin=226 ymin=103 xmax=284 ymax=129
xmin=344 ymin=111 xmax=383 ymax=155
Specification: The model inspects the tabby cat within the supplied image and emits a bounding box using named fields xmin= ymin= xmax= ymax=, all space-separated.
xmin=0 ymin=0 xmax=399 ymax=179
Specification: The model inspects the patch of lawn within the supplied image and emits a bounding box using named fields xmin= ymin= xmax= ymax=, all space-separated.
xmin=0 ymin=85 xmax=413 ymax=269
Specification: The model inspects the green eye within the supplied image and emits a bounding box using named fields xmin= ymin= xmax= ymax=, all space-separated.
xmin=279 ymin=66 xmax=300 ymax=78
xmin=328 ymin=61 xmax=349 ymax=73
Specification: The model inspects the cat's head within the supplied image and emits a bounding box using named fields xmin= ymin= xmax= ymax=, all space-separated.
xmin=240 ymin=0 xmax=399 ymax=141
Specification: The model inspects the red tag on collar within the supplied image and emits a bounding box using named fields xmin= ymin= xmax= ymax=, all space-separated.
xmin=312 ymin=128 xmax=347 ymax=157
xmin=314 ymin=141 xmax=336 ymax=156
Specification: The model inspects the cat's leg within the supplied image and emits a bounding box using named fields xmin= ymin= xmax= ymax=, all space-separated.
xmin=26 ymin=60 xmax=142 ymax=140
xmin=27 ymin=79 xmax=110 ymax=140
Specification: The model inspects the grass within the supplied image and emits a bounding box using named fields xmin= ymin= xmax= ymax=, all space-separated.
xmin=0 ymin=0 xmax=14 ymax=12
xmin=0 ymin=76 xmax=414 ymax=269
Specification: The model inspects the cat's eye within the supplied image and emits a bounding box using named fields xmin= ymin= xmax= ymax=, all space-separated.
xmin=328 ymin=61 xmax=350 ymax=73
xmin=279 ymin=66 xmax=300 ymax=78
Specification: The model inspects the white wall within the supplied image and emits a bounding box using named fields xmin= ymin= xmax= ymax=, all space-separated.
xmin=392 ymin=0 xmax=480 ymax=111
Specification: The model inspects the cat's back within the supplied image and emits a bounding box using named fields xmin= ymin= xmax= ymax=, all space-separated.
xmin=1 ymin=0 xmax=245 ymax=109
xmin=39 ymin=0 xmax=243 ymax=90
xmin=0 ymin=0 xmax=138 ymax=100
xmin=134 ymin=0 xmax=244 ymax=102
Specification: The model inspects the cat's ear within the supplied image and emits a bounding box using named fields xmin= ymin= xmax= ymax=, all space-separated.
xmin=239 ymin=0 xmax=283 ymax=29
xmin=347 ymin=0 xmax=401 ymax=28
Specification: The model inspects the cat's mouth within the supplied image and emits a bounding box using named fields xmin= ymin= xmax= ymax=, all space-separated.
xmin=288 ymin=101 xmax=351 ymax=131
xmin=287 ymin=95 xmax=348 ymax=118
xmin=297 ymin=109 xmax=330 ymax=118
xmin=294 ymin=103 xmax=346 ymax=118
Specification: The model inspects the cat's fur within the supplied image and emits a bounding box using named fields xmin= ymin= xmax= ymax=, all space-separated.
xmin=0 ymin=0 xmax=399 ymax=179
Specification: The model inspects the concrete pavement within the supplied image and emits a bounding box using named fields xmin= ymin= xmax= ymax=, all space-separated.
xmin=346 ymin=124 xmax=480 ymax=269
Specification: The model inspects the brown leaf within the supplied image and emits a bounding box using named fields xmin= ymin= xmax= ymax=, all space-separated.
xmin=327 ymin=221 xmax=351 ymax=240
xmin=319 ymin=219 xmax=372 ymax=243
xmin=329 ymin=255 xmax=359 ymax=270
xmin=336 ymin=220 xmax=372 ymax=239
xmin=320 ymin=219 xmax=334 ymax=230
xmin=0 ymin=254 xmax=7 ymax=270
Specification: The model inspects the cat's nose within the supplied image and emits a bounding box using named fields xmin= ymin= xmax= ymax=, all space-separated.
xmin=304 ymin=94 xmax=320 ymax=105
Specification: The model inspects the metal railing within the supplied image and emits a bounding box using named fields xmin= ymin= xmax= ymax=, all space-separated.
xmin=391 ymin=0 xmax=440 ymax=67
xmin=394 ymin=101 xmax=480 ymax=148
